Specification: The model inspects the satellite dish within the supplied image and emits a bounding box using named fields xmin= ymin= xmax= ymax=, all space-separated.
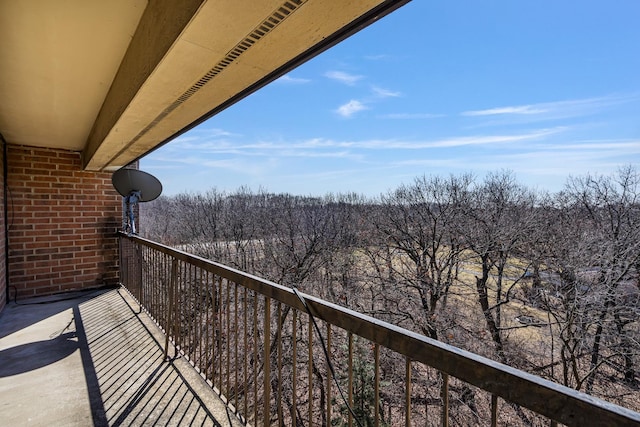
xmin=112 ymin=168 xmax=162 ymax=202
xmin=112 ymin=168 xmax=162 ymax=235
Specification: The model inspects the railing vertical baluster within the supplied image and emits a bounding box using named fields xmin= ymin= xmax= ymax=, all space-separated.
xmin=277 ymin=302 xmax=283 ymax=424
xmin=199 ymin=266 xmax=205 ymax=373
xmin=292 ymin=309 xmax=298 ymax=427
xmin=348 ymin=332 xmax=353 ymax=427
xmin=441 ymin=373 xmax=449 ymax=427
xmin=161 ymin=253 xmax=166 ymax=333
xmin=151 ymin=248 xmax=154 ymax=308
xmin=263 ymin=296 xmax=271 ymax=427
xmin=218 ymin=276 xmax=224 ymax=391
xmin=191 ymin=263 xmax=196 ymax=360
xmin=175 ymin=261 xmax=189 ymax=354
xmin=406 ymin=357 xmax=412 ymax=427
xmin=136 ymin=243 xmax=142 ymax=301
xmin=226 ymin=279 xmax=231 ymax=398
xmin=162 ymin=252 xmax=168 ymax=318
xmin=198 ymin=266 xmax=202 ymax=365
xmin=374 ymin=343 xmax=380 ymax=427
xmin=187 ymin=262 xmax=192 ymax=360
xmin=157 ymin=250 xmax=161 ymax=313
xmin=192 ymin=264 xmax=197 ymax=363
xmin=212 ymin=275 xmax=218 ymax=388
xmin=118 ymin=236 xmax=124 ymax=286
xmin=174 ymin=258 xmax=181 ymax=355
xmin=243 ymin=286 xmax=248 ymax=421
xmin=193 ymin=263 xmax=198 ymax=361
xmin=309 ymin=316 xmax=313 ymax=427
xmin=253 ymin=293 xmax=259 ymax=425
xmin=152 ymin=251 xmax=157 ymax=319
xmin=150 ymin=247 xmax=155 ymax=311
xmin=425 ymin=390 xmax=429 ymax=424
xmin=183 ymin=262 xmax=189 ymax=358
xmin=173 ymin=260 xmax=179 ymax=353
xmin=234 ymin=282 xmax=239 ymax=412
xmin=139 ymin=245 xmax=145 ymax=307
xmin=326 ymin=323 xmax=332 ymax=427
xmin=491 ymin=394 xmax=498 ymax=427
xmin=151 ymin=247 xmax=155 ymax=312
xmin=152 ymin=248 xmax=157 ymax=310
xmin=205 ymin=270 xmax=211 ymax=383
xmin=164 ymin=258 xmax=177 ymax=359
xmin=147 ymin=246 xmax=152 ymax=307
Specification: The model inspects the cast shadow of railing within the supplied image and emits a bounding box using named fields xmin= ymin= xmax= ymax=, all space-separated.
xmin=76 ymin=289 xmax=226 ymax=427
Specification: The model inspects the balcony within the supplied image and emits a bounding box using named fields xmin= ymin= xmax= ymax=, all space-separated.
xmin=1 ymin=233 xmax=639 ymax=426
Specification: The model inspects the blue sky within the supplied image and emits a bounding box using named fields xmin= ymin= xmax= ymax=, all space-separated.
xmin=143 ymin=1 xmax=640 ymax=197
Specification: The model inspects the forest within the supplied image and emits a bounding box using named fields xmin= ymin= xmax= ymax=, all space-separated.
xmin=140 ymin=166 xmax=640 ymax=420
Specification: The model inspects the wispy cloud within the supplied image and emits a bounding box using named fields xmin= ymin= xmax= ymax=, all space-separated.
xmin=379 ymin=113 xmax=445 ymax=119
xmin=364 ymin=54 xmax=393 ymax=61
xmin=277 ymin=74 xmax=311 ymax=84
xmin=371 ymin=86 xmax=401 ymax=98
xmin=324 ymin=71 xmax=364 ymax=86
xmin=157 ymin=127 xmax=565 ymax=156
xmin=335 ymin=100 xmax=368 ymax=118
xmin=421 ymin=129 xmax=561 ymax=148
xmin=463 ymin=105 xmax=547 ymax=116
xmin=173 ymin=128 xmax=239 ymax=142
xmin=330 ymin=86 xmax=401 ymax=117
xmin=145 ymin=128 xmax=636 ymax=196
xmin=461 ymin=94 xmax=638 ymax=122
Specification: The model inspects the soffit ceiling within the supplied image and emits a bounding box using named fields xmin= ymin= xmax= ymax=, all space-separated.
xmin=0 ymin=0 xmax=409 ymax=171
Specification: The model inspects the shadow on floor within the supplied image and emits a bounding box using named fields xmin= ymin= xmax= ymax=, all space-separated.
xmin=0 ymin=332 xmax=78 ymax=377
xmin=0 ymin=288 xmax=237 ymax=426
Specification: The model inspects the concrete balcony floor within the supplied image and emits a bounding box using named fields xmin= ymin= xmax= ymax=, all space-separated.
xmin=0 ymin=287 xmax=242 ymax=426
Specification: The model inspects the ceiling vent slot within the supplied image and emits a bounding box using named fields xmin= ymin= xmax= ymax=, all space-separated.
xmin=110 ymin=0 xmax=307 ymax=166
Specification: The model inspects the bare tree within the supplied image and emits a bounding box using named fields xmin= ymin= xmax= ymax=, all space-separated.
xmin=368 ymin=174 xmax=472 ymax=340
xmin=458 ymin=171 xmax=539 ymax=363
xmin=543 ymin=166 xmax=640 ymax=395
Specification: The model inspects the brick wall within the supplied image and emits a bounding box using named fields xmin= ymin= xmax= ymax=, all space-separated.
xmin=0 ymin=141 xmax=5 ymax=311
xmin=7 ymin=145 xmax=122 ymax=299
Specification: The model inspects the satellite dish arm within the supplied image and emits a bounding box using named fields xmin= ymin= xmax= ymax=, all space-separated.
xmin=124 ymin=190 xmax=141 ymax=234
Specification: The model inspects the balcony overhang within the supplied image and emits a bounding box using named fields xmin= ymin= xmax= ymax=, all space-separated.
xmin=0 ymin=0 xmax=410 ymax=171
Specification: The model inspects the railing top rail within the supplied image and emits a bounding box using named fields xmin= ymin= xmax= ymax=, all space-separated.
xmin=120 ymin=233 xmax=640 ymax=427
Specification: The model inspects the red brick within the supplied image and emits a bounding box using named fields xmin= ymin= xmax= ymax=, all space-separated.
xmin=6 ymin=145 xmax=121 ymax=298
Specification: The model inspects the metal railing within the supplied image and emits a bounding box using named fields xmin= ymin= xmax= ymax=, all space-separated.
xmin=118 ymin=233 xmax=640 ymax=426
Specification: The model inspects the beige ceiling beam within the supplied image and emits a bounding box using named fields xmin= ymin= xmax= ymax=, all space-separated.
xmin=83 ymin=0 xmax=206 ymax=171
xmin=83 ymin=0 xmax=410 ymax=172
